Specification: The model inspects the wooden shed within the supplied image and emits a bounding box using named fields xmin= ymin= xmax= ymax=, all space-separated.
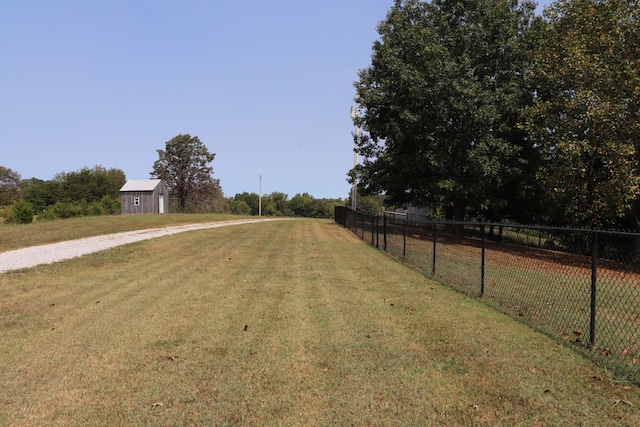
xmin=119 ymin=179 xmax=169 ymax=214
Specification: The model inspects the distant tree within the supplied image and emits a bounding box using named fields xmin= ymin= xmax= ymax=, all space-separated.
xmin=357 ymin=195 xmax=386 ymax=216
xmin=55 ymin=166 xmax=126 ymax=203
xmin=289 ymin=193 xmax=313 ymax=217
xmin=185 ymin=179 xmax=224 ymax=213
xmin=22 ymin=179 xmax=63 ymax=213
xmin=232 ymin=192 xmax=260 ymax=215
xmin=259 ymin=194 xmax=277 ymax=216
xmin=230 ymin=199 xmax=252 ymax=215
xmin=151 ymin=134 xmax=217 ymax=213
xmin=269 ymin=192 xmax=289 ymax=215
xmin=0 ymin=166 xmax=22 ymax=206
xmin=523 ymin=0 xmax=640 ymax=228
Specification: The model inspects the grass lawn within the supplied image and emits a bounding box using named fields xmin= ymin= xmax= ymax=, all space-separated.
xmin=0 ymin=213 xmax=249 ymax=253
xmin=1 ymin=218 xmax=639 ymax=425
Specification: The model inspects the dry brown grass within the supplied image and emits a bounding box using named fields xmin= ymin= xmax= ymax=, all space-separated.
xmin=0 ymin=213 xmax=246 ymax=253
xmin=1 ymin=219 xmax=639 ymax=425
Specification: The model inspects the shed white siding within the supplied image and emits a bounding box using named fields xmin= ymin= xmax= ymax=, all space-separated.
xmin=120 ymin=179 xmax=169 ymax=214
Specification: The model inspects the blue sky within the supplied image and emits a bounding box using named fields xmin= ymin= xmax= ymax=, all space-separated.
xmin=1 ymin=0 xmax=552 ymax=199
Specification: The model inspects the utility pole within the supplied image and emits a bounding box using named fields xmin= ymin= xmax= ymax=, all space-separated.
xmin=350 ymin=104 xmax=360 ymax=211
xmin=259 ymin=174 xmax=262 ymax=217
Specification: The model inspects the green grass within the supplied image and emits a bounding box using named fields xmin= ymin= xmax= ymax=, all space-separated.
xmin=1 ymin=219 xmax=639 ymax=425
xmin=386 ymin=231 xmax=640 ymax=382
xmin=0 ymin=213 xmax=251 ymax=252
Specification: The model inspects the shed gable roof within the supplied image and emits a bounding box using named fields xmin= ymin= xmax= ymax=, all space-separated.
xmin=120 ymin=179 xmax=162 ymax=192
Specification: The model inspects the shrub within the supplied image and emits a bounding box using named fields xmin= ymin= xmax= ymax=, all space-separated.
xmin=52 ymin=202 xmax=83 ymax=219
xmin=8 ymin=199 xmax=34 ymax=224
xmin=100 ymin=195 xmax=119 ymax=214
xmin=88 ymin=202 xmax=106 ymax=216
xmin=37 ymin=208 xmax=56 ymax=221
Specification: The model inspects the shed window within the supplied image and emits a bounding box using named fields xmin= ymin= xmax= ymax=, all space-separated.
xmin=133 ymin=196 xmax=140 ymax=206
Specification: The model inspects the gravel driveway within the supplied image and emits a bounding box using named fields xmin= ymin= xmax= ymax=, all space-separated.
xmin=0 ymin=218 xmax=279 ymax=274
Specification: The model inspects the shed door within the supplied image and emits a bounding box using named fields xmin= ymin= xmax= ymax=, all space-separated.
xmin=159 ymin=194 xmax=165 ymax=214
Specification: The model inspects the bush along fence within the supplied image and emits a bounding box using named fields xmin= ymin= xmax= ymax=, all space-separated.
xmin=335 ymin=206 xmax=640 ymax=384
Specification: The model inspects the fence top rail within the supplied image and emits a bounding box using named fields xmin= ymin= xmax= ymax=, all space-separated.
xmin=382 ymin=211 xmax=407 ymax=217
xmin=338 ymin=207 xmax=640 ymax=237
xmin=423 ymin=220 xmax=640 ymax=237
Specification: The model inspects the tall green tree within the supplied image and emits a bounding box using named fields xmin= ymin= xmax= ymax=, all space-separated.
xmin=151 ymin=134 xmax=217 ymax=213
xmin=232 ymin=192 xmax=260 ymax=215
xmin=55 ymin=166 xmax=126 ymax=203
xmin=524 ymin=0 xmax=640 ymax=228
xmin=0 ymin=166 xmax=22 ymax=206
xmin=22 ymin=178 xmax=62 ymax=213
xmin=352 ymin=0 xmax=543 ymax=222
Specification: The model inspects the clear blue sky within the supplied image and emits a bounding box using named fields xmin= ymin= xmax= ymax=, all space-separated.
xmin=1 ymin=0 xmax=552 ymax=199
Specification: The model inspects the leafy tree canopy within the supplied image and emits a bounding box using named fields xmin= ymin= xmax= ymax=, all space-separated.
xmin=353 ymin=0 xmax=543 ymax=222
xmin=151 ymin=134 xmax=219 ymax=213
xmin=54 ymin=165 xmax=126 ymax=203
xmin=524 ymin=0 xmax=640 ymax=229
xmin=0 ymin=166 xmax=22 ymax=206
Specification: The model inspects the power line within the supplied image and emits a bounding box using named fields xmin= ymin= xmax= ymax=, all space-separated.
xmin=262 ymin=99 xmax=352 ymax=177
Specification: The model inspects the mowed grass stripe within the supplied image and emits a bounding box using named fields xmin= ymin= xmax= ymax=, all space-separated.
xmin=1 ymin=219 xmax=639 ymax=426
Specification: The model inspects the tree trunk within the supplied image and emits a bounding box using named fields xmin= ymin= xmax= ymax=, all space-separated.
xmin=452 ymin=197 xmax=466 ymax=235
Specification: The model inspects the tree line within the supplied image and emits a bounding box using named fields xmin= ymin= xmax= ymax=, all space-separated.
xmin=228 ymin=192 xmax=342 ymax=218
xmin=0 ymin=165 xmax=125 ymax=223
xmin=351 ymin=0 xmax=640 ymax=231
xmin=0 ymin=167 xmax=344 ymax=224
xmin=0 ymin=138 xmax=345 ymax=223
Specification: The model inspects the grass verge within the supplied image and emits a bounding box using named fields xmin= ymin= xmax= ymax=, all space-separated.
xmin=1 ymin=219 xmax=639 ymax=425
xmin=0 ymin=213 xmax=249 ymax=253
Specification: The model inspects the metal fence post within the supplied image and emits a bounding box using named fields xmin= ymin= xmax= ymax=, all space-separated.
xmin=403 ymin=218 xmax=407 ymax=258
xmin=383 ymin=214 xmax=387 ymax=251
xmin=589 ymin=231 xmax=598 ymax=349
xmin=480 ymin=225 xmax=486 ymax=298
xmin=371 ymin=214 xmax=375 ymax=246
xmin=432 ymin=222 xmax=437 ymax=276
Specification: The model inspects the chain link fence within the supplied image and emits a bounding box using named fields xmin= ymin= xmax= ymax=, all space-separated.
xmin=335 ymin=206 xmax=640 ymax=383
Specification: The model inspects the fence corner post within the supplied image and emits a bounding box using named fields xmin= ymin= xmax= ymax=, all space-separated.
xmin=480 ymin=224 xmax=486 ymax=298
xmin=383 ymin=213 xmax=387 ymax=251
xmin=432 ymin=222 xmax=437 ymax=276
xmin=589 ymin=231 xmax=598 ymax=349
xmin=403 ymin=218 xmax=407 ymax=258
